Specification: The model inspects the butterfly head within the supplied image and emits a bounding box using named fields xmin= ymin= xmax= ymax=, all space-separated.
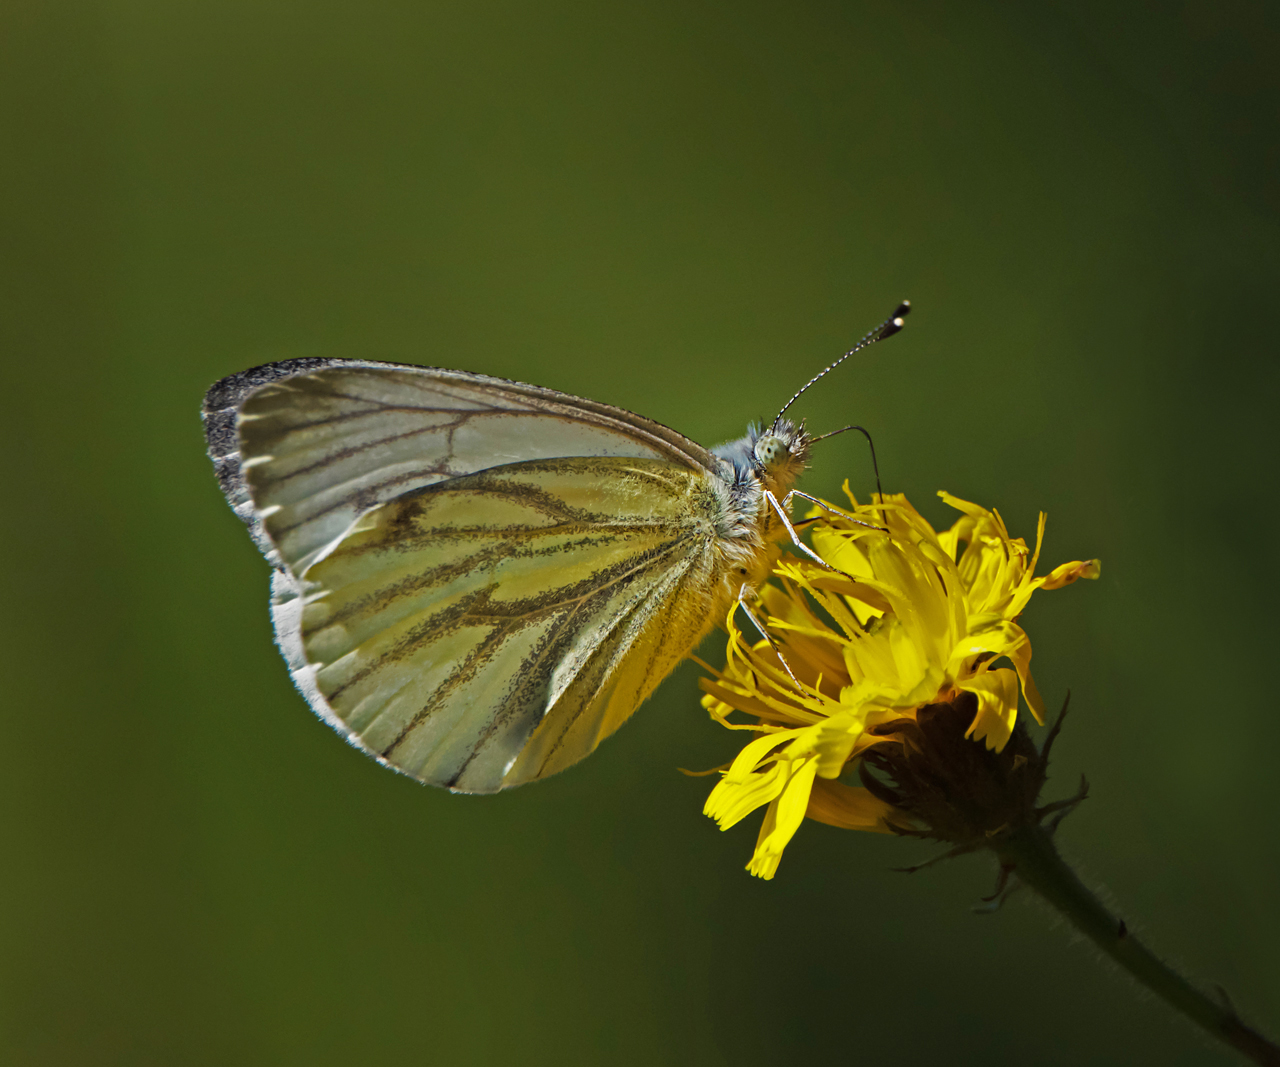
xmin=713 ymin=418 xmax=811 ymax=493
xmin=751 ymin=417 xmax=811 ymax=496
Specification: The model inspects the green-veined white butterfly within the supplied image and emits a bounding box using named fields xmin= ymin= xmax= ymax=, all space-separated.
xmin=202 ymin=303 xmax=909 ymax=792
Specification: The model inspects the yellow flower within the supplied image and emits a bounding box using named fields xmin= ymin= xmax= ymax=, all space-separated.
xmin=700 ymin=489 xmax=1100 ymax=879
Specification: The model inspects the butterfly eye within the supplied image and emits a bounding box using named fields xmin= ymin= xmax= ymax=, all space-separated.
xmin=754 ymin=434 xmax=790 ymax=469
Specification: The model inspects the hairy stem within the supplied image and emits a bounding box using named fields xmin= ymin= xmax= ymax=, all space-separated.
xmin=994 ymin=824 xmax=1279 ymax=1066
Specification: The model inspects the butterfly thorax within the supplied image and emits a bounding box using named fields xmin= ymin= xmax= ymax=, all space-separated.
xmin=703 ymin=416 xmax=813 ymax=607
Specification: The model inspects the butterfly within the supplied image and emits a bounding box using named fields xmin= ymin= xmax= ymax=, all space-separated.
xmin=202 ymin=303 xmax=909 ymax=793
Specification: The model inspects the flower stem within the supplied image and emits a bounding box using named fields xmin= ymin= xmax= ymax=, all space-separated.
xmin=994 ymin=824 xmax=1280 ymax=1066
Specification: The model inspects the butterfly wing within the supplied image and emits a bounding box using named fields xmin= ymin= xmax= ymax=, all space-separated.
xmin=202 ymin=360 xmax=738 ymax=791
xmin=271 ymin=457 xmax=730 ymax=792
xmin=202 ymin=358 xmax=723 ymax=574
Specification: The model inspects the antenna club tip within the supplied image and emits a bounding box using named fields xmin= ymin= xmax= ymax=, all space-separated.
xmin=778 ymin=301 xmax=914 ymax=417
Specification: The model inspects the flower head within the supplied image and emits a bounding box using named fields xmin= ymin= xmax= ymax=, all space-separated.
xmin=700 ymin=488 xmax=1099 ymax=879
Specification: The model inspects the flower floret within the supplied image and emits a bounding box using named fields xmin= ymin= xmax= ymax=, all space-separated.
xmin=700 ymin=490 xmax=1099 ymax=879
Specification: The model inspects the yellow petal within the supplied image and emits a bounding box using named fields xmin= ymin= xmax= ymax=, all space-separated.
xmin=946 ymin=618 xmax=1025 ymax=673
xmin=805 ymin=777 xmax=902 ymax=833
xmin=1004 ymin=638 xmax=1047 ymax=724
xmin=805 ymin=706 xmax=878 ymax=778
xmin=746 ymin=757 xmax=820 ymax=879
xmin=960 ymin=667 xmax=1020 ymax=751
xmin=746 ymin=798 xmax=783 ymax=879
xmin=1027 ymin=511 xmax=1046 ymax=576
xmin=704 ymin=760 xmax=789 ymax=829
xmin=1042 ymin=558 xmax=1102 ymax=589
xmin=938 ymin=490 xmax=987 ymax=518
xmin=721 ymin=728 xmax=804 ymax=783
xmin=811 ymin=525 xmax=875 ymax=581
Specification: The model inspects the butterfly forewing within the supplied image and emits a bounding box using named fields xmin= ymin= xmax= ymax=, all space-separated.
xmin=204 ymin=359 xmax=720 ymax=574
xmin=280 ymin=457 xmax=728 ymax=791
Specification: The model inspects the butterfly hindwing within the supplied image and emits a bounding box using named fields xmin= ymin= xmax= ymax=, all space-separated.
xmin=270 ymin=456 xmax=731 ymax=792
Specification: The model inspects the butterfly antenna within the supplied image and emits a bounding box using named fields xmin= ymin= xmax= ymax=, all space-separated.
xmin=775 ymin=300 xmax=911 ymax=423
xmin=811 ymin=423 xmax=886 ymax=517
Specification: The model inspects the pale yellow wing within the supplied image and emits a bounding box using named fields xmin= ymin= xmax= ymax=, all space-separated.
xmin=202 ymin=359 xmax=723 ymax=575
xmin=270 ymin=456 xmax=731 ymax=792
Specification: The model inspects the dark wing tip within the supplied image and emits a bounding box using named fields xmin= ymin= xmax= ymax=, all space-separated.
xmin=201 ymin=357 xmax=341 ymax=414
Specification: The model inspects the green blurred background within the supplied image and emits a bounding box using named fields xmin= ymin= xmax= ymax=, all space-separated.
xmin=3 ymin=1 xmax=1278 ymax=1063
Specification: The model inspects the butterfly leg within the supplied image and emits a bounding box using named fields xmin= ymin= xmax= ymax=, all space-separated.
xmin=763 ymin=490 xmax=854 ymax=576
xmin=782 ymin=490 xmax=886 ymax=532
xmin=734 ymin=583 xmax=807 ymax=696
